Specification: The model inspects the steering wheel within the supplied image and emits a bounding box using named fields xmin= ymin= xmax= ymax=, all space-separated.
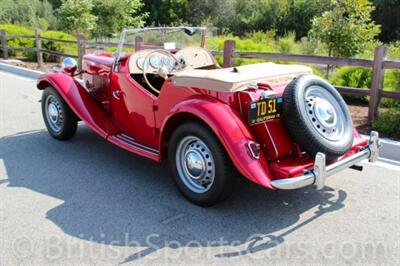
xmin=143 ymin=49 xmax=182 ymax=94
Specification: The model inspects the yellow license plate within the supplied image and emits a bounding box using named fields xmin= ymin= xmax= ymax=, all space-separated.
xmin=248 ymin=98 xmax=283 ymax=125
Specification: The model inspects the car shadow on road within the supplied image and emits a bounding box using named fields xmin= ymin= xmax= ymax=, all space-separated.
xmin=0 ymin=126 xmax=347 ymax=263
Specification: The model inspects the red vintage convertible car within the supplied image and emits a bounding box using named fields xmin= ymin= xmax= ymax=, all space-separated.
xmin=37 ymin=27 xmax=379 ymax=206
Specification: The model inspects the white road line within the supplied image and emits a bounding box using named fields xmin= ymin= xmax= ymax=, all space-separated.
xmin=364 ymin=160 xmax=400 ymax=172
xmin=362 ymin=134 xmax=400 ymax=145
xmin=380 ymin=138 xmax=400 ymax=146
xmin=0 ymin=70 xmax=37 ymax=82
xmin=378 ymin=157 xmax=400 ymax=166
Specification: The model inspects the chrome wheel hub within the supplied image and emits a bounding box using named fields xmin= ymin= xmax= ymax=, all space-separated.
xmin=185 ymin=151 xmax=205 ymax=178
xmin=176 ymin=136 xmax=215 ymax=193
xmin=305 ymin=86 xmax=346 ymax=141
xmin=45 ymin=95 xmax=63 ymax=133
xmin=48 ymin=103 xmax=60 ymax=124
xmin=314 ymin=98 xmax=337 ymax=128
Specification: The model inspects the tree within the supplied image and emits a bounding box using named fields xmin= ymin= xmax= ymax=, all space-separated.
xmin=92 ymin=0 xmax=147 ymax=39
xmin=57 ymin=0 xmax=97 ymax=35
xmin=229 ymin=0 xmax=287 ymax=36
xmin=278 ymin=0 xmax=331 ymax=39
xmin=372 ymin=0 xmax=400 ymax=42
xmin=212 ymin=0 xmax=330 ymax=37
xmin=142 ymin=0 xmax=190 ymax=26
xmin=309 ymin=0 xmax=381 ymax=57
xmin=0 ymin=0 xmax=56 ymax=30
xmin=48 ymin=0 xmax=62 ymax=9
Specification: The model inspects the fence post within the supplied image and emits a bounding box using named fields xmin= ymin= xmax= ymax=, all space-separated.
xmin=223 ymin=40 xmax=235 ymax=68
xmin=368 ymin=45 xmax=387 ymax=122
xmin=77 ymin=33 xmax=86 ymax=71
xmin=0 ymin=29 xmax=8 ymax=59
xmin=35 ymin=28 xmax=43 ymax=66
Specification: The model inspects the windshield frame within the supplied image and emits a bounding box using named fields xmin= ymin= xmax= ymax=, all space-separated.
xmin=115 ymin=27 xmax=207 ymax=62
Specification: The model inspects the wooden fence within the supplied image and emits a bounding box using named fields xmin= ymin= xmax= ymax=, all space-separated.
xmin=219 ymin=40 xmax=400 ymax=122
xmin=1 ymin=28 xmax=399 ymax=122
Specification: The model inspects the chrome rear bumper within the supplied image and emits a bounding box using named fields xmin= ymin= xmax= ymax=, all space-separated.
xmin=271 ymin=131 xmax=380 ymax=190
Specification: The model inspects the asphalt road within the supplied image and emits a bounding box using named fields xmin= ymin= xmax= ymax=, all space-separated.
xmin=0 ymin=70 xmax=399 ymax=265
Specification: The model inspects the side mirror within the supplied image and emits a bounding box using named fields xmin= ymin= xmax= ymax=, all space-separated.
xmin=62 ymin=57 xmax=78 ymax=76
xmin=63 ymin=65 xmax=77 ymax=75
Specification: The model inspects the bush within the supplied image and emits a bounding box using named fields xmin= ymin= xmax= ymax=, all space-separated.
xmin=246 ymin=30 xmax=276 ymax=45
xmin=309 ymin=66 xmax=324 ymax=78
xmin=206 ymin=33 xmax=328 ymax=77
xmin=300 ymin=37 xmax=319 ymax=55
xmin=277 ymin=32 xmax=300 ymax=54
xmin=329 ymin=66 xmax=400 ymax=107
xmin=0 ymin=24 xmax=35 ymax=56
xmin=381 ymin=69 xmax=400 ymax=108
xmin=330 ymin=66 xmax=372 ymax=102
xmin=0 ymin=24 xmax=77 ymax=62
xmin=372 ymin=108 xmax=400 ymax=139
xmin=380 ymin=42 xmax=400 ymax=107
xmin=387 ymin=41 xmax=400 ymax=60
xmin=207 ymin=35 xmax=277 ymax=66
xmin=41 ymin=31 xmax=77 ymax=62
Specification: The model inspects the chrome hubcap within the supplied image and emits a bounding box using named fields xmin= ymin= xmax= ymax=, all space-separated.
xmin=45 ymin=95 xmax=63 ymax=133
xmin=176 ymin=136 xmax=215 ymax=193
xmin=185 ymin=151 xmax=205 ymax=178
xmin=48 ymin=103 xmax=60 ymax=124
xmin=314 ymin=98 xmax=337 ymax=128
xmin=305 ymin=86 xmax=346 ymax=141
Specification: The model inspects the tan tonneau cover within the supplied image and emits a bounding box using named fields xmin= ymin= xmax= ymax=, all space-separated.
xmin=172 ymin=63 xmax=312 ymax=92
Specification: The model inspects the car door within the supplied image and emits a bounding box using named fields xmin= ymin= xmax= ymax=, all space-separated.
xmin=110 ymin=68 xmax=157 ymax=148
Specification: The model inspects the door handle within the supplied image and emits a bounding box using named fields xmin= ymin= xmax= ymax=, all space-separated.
xmin=112 ymin=90 xmax=122 ymax=100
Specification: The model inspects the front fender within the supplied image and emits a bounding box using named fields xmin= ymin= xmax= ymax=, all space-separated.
xmin=37 ymin=72 xmax=109 ymax=138
xmin=161 ymin=96 xmax=274 ymax=189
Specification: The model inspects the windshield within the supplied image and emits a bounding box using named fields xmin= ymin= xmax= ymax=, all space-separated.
xmin=117 ymin=27 xmax=210 ymax=59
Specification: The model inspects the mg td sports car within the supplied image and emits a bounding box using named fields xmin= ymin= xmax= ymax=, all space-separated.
xmin=37 ymin=27 xmax=380 ymax=206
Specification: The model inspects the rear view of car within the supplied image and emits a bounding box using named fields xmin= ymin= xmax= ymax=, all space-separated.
xmin=170 ymin=61 xmax=379 ymax=204
xmin=37 ymin=27 xmax=379 ymax=207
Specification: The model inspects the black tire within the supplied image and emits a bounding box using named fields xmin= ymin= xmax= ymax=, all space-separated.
xmin=283 ymin=75 xmax=354 ymax=159
xmin=41 ymin=87 xmax=78 ymax=140
xmin=168 ymin=121 xmax=236 ymax=207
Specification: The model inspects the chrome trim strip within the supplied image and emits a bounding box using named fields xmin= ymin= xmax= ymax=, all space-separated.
xmin=238 ymin=92 xmax=243 ymax=116
xmin=271 ymin=131 xmax=380 ymax=190
xmin=247 ymin=141 xmax=260 ymax=159
xmin=264 ymin=123 xmax=279 ymax=159
xmin=115 ymin=134 xmax=159 ymax=154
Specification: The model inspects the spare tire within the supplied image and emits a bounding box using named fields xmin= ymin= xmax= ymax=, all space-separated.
xmin=283 ymin=75 xmax=353 ymax=159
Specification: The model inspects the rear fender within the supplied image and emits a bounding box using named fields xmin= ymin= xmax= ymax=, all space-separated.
xmin=161 ymin=96 xmax=274 ymax=189
xmin=37 ymin=72 xmax=111 ymax=138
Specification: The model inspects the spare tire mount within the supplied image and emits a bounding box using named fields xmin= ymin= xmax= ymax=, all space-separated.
xmin=283 ymin=75 xmax=354 ymax=159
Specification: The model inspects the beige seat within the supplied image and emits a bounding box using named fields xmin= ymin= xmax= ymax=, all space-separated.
xmin=172 ymin=63 xmax=312 ymax=92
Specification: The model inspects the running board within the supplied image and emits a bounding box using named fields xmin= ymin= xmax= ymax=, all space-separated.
xmin=107 ymin=134 xmax=160 ymax=162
